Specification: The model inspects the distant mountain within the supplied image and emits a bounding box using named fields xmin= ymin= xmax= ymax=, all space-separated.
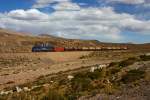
xmin=0 ymin=28 xmax=149 ymax=53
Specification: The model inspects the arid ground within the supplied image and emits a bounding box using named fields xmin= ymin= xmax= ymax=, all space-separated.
xmin=0 ymin=29 xmax=150 ymax=100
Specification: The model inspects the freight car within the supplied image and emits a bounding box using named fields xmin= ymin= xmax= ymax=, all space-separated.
xmin=54 ymin=47 xmax=65 ymax=52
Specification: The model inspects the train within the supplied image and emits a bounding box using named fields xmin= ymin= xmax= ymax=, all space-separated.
xmin=32 ymin=43 xmax=128 ymax=52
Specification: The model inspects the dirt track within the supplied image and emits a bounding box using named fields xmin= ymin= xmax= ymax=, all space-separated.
xmin=0 ymin=52 xmax=93 ymax=89
xmin=0 ymin=51 xmax=138 ymax=90
xmin=0 ymin=51 xmax=91 ymax=62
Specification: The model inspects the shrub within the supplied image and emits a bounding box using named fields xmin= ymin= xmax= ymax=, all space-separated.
xmin=87 ymin=70 xmax=104 ymax=80
xmin=66 ymin=94 xmax=77 ymax=100
xmin=41 ymin=89 xmax=66 ymax=100
xmin=108 ymin=62 xmax=118 ymax=67
xmin=118 ymin=57 xmax=138 ymax=67
xmin=73 ymin=68 xmax=106 ymax=81
xmin=140 ymin=55 xmax=150 ymax=61
xmin=104 ymin=83 xmax=113 ymax=95
xmin=121 ymin=69 xmax=145 ymax=84
xmin=109 ymin=67 xmax=121 ymax=75
xmin=71 ymin=77 xmax=92 ymax=92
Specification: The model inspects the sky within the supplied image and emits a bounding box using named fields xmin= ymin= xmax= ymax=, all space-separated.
xmin=0 ymin=0 xmax=150 ymax=43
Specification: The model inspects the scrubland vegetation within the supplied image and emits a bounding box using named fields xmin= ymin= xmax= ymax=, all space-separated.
xmin=0 ymin=54 xmax=149 ymax=100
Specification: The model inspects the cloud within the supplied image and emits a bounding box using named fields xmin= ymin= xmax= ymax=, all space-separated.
xmin=120 ymin=18 xmax=150 ymax=33
xmin=52 ymin=1 xmax=80 ymax=11
xmin=7 ymin=9 xmax=49 ymax=20
xmin=32 ymin=0 xmax=70 ymax=8
xmin=107 ymin=0 xmax=145 ymax=4
xmin=142 ymin=0 xmax=150 ymax=8
xmin=0 ymin=3 xmax=150 ymax=42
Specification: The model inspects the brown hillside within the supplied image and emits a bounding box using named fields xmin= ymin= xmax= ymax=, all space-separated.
xmin=0 ymin=29 xmax=101 ymax=53
xmin=0 ymin=28 xmax=150 ymax=53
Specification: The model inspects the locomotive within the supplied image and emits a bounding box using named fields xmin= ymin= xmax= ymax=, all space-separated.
xmin=32 ymin=43 xmax=54 ymax=52
xmin=32 ymin=43 xmax=64 ymax=52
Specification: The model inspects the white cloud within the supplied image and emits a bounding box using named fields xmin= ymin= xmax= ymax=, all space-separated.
xmin=108 ymin=0 xmax=145 ymax=4
xmin=120 ymin=18 xmax=150 ymax=33
xmin=52 ymin=1 xmax=80 ymax=11
xmin=33 ymin=0 xmax=70 ymax=8
xmin=7 ymin=9 xmax=49 ymax=20
xmin=0 ymin=4 xmax=150 ymax=42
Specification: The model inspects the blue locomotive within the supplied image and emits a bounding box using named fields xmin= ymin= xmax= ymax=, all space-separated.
xmin=32 ymin=43 xmax=54 ymax=52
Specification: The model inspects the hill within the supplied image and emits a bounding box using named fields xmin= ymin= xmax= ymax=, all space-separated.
xmin=0 ymin=28 xmax=150 ymax=53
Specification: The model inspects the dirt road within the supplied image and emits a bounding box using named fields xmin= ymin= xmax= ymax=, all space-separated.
xmin=0 ymin=51 xmax=132 ymax=90
xmin=0 ymin=51 xmax=92 ymax=89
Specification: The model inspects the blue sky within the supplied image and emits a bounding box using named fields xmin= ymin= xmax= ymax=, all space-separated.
xmin=0 ymin=0 xmax=33 ymax=12
xmin=0 ymin=0 xmax=150 ymax=43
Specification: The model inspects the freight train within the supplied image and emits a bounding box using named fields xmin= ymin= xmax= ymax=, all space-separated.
xmin=32 ymin=43 xmax=128 ymax=52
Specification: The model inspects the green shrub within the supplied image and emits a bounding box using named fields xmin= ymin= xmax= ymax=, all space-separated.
xmin=87 ymin=70 xmax=104 ymax=80
xmin=66 ymin=94 xmax=77 ymax=100
xmin=118 ymin=57 xmax=138 ymax=67
xmin=140 ymin=55 xmax=150 ymax=61
xmin=109 ymin=67 xmax=121 ymax=75
xmin=73 ymin=68 xmax=106 ymax=81
xmin=41 ymin=89 xmax=66 ymax=100
xmin=108 ymin=62 xmax=118 ymax=67
xmin=71 ymin=77 xmax=92 ymax=92
xmin=121 ymin=69 xmax=145 ymax=84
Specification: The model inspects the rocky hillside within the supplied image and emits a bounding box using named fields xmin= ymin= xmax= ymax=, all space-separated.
xmin=0 ymin=28 xmax=150 ymax=53
xmin=0 ymin=29 xmax=101 ymax=53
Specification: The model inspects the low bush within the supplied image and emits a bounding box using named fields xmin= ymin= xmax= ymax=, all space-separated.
xmin=73 ymin=69 xmax=106 ymax=81
xmin=87 ymin=70 xmax=104 ymax=80
xmin=140 ymin=55 xmax=150 ymax=61
xmin=41 ymin=89 xmax=66 ymax=100
xmin=71 ymin=77 xmax=92 ymax=92
xmin=121 ymin=69 xmax=145 ymax=84
xmin=109 ymin=67 xmax=121 ymax=75
xmin=118 ymin=57 xmax=138 ymax=67
xmin=108 ymin=62 xmax=119 ymax=67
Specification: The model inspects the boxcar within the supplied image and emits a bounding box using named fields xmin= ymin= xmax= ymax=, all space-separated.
xmin=54 ymin=47 xmax=65 ymax=52
xmin=82 ymin=47 xmax=89 ymax=51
